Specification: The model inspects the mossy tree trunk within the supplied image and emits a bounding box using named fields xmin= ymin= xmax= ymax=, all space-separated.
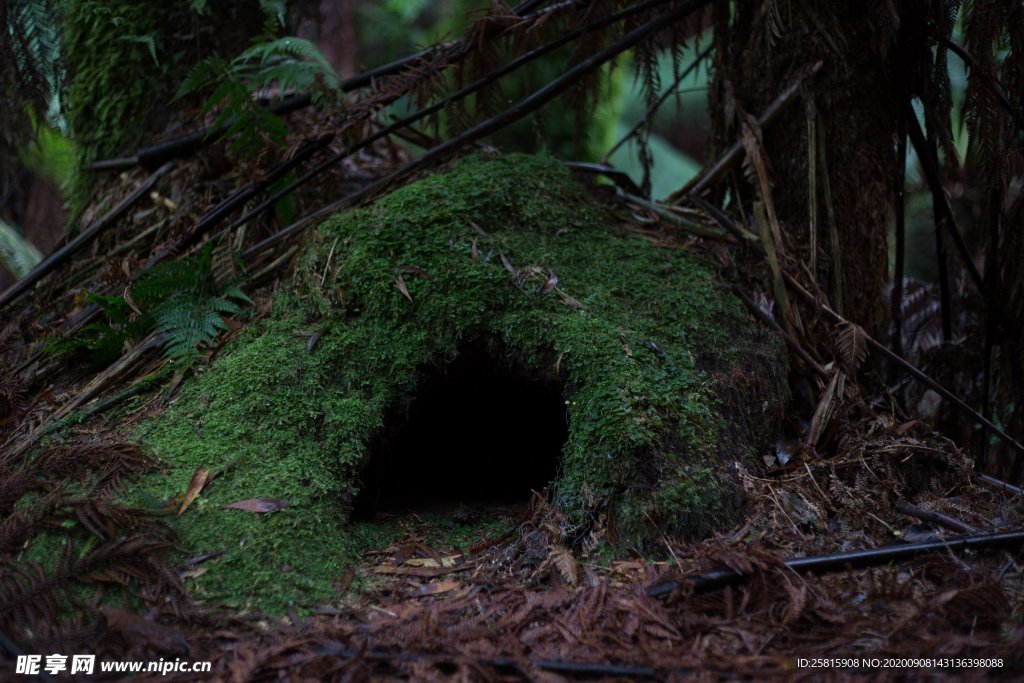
xmin=63 ymin=1 xmax=265 ymax=164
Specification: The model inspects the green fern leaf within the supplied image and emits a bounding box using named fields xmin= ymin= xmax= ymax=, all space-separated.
xmin=85 ymin=292 xmax=131 ymax=324
xmin=129 ymin=245 xmax=250 ymax=362
xmin=172 ymin=34 xmax=339 ymax=162
xmin=118 ymin=34 xmax=158 ymax=66
xmin=208 ymin=296 xmax=242 ymax=316
xmin=132 ymin=260 xmax=202 ymax=306
xmin=45 ymin=322 xmax=128 ymax=367
xmin=173 ymin=56 xmax=226 ymax=101
xmin=235 ymin=37 xmax=339 ymax=90
xmin=259 ymin=0 xmax=286 ymax=27
xmin=151 ymin=300 xmax=221 ymax=360
xmin=223 ymin=284 xmax=253 ymax=305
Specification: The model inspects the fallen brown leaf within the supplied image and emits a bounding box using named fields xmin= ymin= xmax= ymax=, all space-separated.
xmin=184 ymin=550 xmax=224 ymax=565
xmin=540 ymin=270 xmax=559 ymax=294
xmin=395 ymin=274 xmax=413 ymax=302
xmin=373 ymin=563 xmax=474 ymax=578
xmin=556 ymin=288 xmax=583 ymax=309
xmin=413 ymin=580 xmax=460 ymax=596
xmin=180 ymin=566 xmax=207 ymax=580
xmin=500 ymin=253 xmax=517 ymax=277
xmin=339 ymin=566 xmax=356 ymax=594
xmin=404 ymin=556 xmax=458 ymax=568
xmin=223 ymin=498 xmax=290 ymax=513
xmin=178 ymin=467 xmax=211 ymax=517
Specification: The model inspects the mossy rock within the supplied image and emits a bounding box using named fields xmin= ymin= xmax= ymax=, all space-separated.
xmin=136 ymin=153 xmax=785 ymax=612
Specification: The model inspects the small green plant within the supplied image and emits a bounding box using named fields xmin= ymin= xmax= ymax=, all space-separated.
xmin=173 ymin=35 xmax=340 ymax=158
xmin=49 ymin=291 xmax=139 ymax=367
xmin=131 ymin=245 xmax=252 ymax=360
xmin=1 ymin=0 xmax=64 ymax=183
xmin=50 ymin=245 xmax=250 ymax=367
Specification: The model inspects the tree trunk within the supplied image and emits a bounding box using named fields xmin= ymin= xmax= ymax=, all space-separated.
xmin=710 ymin=2 xmax=901 ymax=336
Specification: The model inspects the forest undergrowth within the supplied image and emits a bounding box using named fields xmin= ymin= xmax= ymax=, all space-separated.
xmin=1 ymin=0 xmax=1022 ymax=679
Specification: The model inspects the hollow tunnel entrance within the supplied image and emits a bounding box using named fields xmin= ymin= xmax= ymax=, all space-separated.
xmin=352 ymin=340 xmax=568 ymax=519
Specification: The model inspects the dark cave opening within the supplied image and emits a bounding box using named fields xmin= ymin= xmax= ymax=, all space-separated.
xmin=352 ymin=341 xmax=568 ymax=518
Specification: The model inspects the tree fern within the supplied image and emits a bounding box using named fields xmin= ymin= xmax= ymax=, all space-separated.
xmin=0 ymin=0 xmax=64 ymax=184
xmin=174 ymin=35 xmax=339 ymax=158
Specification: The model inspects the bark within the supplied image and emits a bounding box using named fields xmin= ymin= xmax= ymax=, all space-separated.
xmin=317 ymin=0 xmax=358 ymax=76
xmin=710 ymin=1 xmax=901 ymax=336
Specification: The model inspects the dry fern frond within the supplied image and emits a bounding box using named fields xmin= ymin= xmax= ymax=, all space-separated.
xmin=835 ymin=320 xmax=868 ymax=372
xmin=551 ymin=547 xmax=580 ymax=586
xmin=782 ymin=576 xmax=809 ymax=624
xmin=0 ymin=487 xmax=63 ymax=552
xmin=0 ymin=381 xmax=32 ymax=444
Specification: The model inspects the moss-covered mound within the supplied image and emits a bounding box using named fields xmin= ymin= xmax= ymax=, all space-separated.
xmin=136 ymin=153 xmax=783 ymax=611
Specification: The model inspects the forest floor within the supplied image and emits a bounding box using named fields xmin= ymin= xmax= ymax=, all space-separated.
xmin=2 ymin=142 xmax=1022 ymax=681
xmin=119 ymin=451 xmax=1024 ymax=681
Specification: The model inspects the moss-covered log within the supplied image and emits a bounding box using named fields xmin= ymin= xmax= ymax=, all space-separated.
xmin=135 ymin=153 xmax=785 ymax=611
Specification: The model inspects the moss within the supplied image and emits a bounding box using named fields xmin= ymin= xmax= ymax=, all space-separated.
xmin=136 ymin=153 xmax=782 ymax=612
xmin=62 ymin=1 xmax=265 ymax=212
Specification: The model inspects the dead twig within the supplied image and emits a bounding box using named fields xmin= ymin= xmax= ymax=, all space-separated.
xmin=602 ymin=44 xmax=713 ymax=166
xmin=895 ymin=501 xmax=980 ymax=534
xmin=667 ymin=61 xmax=823 ymax=201
xmin=2 ymin=332 xmax=165 ymax=463
xmin=647 ymin=529 xmax=1024 ymax=598
xmin=708 ymin=206 xmax=1024 ymax=458
xmin=225 ymin=0 xmax=688 ymax=254
xmin=943 ymin=39 xmax=1024 ymax=135
xmin=733 ymin=285 xmax=826 ymax=377
xmin=0 ymin=162 xmax=176 ymax=313
xmin=975 ymin=473 xmax=1023 ymax=497
xmin=242 ymin=0 xmax=715 ymax=262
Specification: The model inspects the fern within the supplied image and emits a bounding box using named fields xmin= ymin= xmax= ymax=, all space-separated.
xmin=132 ymin=245 xmax=251 ymax=362
xmin=236 ymin=37 xmax=339 ymax=92
xmin=0 ymin=0 xmax=64 ymax=184
xmin=51 ymin=246 xmax=250 ymax=367
xmin=45 ymin=292 xmax=135 ymax=366
xmin=46 ymin=322 xmax=130 ymax=367
xmin=148 ymin=289 xmax=246 ymax=360
xmin=174 ymin=35 xmax=339 ymax=158
xmin=259 ymin=0 xmax=287 ymax=28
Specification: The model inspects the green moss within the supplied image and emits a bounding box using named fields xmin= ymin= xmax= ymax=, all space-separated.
xmin=62 ymin=1 xmax=265 ymax=212
xmin=65 ymin=1 xmax=170 ymax=162
xmin=136 ymin=153 xmax=782 ymax=612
